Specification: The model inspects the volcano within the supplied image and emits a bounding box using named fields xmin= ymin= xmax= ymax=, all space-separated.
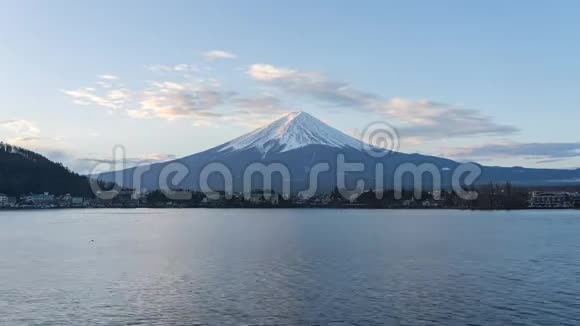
xmin=97 ymin=112 xmax=580 ymax=193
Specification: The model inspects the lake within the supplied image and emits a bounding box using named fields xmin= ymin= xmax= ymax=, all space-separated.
xmin=1 ymin=209 xmax=579 ymax=325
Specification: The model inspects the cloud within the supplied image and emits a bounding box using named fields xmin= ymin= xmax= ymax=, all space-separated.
xmin=248 ymin=63 xmax=517 ymax=140
xmin=442 ymin=142 xmax=580 ymax=162
xmin=65 ymin=76 xmax=230 ymax=122
xmin=6 ymin=136 xmax=63 ymax=145
xmin=99 ymin=74 xmax=119 ymax=80
xmin=0 ymin=119 xmax=40 ymax=136
xmin=8 ymin=136 xmax=45 ymax=143
xmin=248 ymin=64 xmax=299 ymax=81
xmin=63 ymin=87 xmax=130 ymax=111
xmin=79 ymin=152 xmax=177 ymax=166
xmin=202 ymin=50 xmax=237 ymax=60
xmin=147 ymin=64 xmax=198 ymax=73
xmin=127 ymin=109 xmax=152 ymax=119
xmin=136 ymin=81 xmax=229 ymax=120
xmin=65 ymin=63 xmax=517 ymax=139
xmin=248 ymin=64 xmax=375 ymax=107
xmin=373 ymin=97 xmax=519 ymax=139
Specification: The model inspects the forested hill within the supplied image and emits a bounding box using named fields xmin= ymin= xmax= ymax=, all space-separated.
xmin=0 ymin=142 xmax=93 ymax=197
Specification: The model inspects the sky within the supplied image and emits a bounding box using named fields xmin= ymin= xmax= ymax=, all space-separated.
xmin=1 ymin=0 xmax=579 ymax=173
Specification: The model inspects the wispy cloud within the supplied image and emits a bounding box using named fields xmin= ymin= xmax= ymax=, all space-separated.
xmin=65 ymin=62 xmax=517 ymax=140
xmin=136 ymin=81 xmax=230 ymax=120
xmin=65 ymin=65 xmax=285 ymax=126
xmin=248 ymin=64 xmax=517 ymax=140
xmin=64 ymin=76 xmax=230 ymax=122
xmin=0 ymin=119 xmax=40 ymax=136
xmin=6 ymin=136 xmax=63 ymax=145
xmin=374 ymin=98 xmax=519 ymax=140
xmin=248 ymin=64 xmax=375 ymax=107
xmin=79 ymin=152 xmax=177 ymax=166
xmin=202 ymin=50 xmax=237 ymax=60
xmin=99 ymin=74 xmax=119 ymax=80
xmin=442 ymin=142 xmax=580 ymax=163
xmin=147 ymin=64 xmax=198 ymax=73
xmin=62 ymin=87 xmax=130 ymax=111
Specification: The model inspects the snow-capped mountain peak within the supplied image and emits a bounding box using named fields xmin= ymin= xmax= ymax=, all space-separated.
xmin=219 ymin=111 xmax=363 ymax=154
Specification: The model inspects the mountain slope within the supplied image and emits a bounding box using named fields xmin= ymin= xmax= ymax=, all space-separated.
xmin=0 ymin=142 xmax=93 ymax=196
xmin=97 ymin=112 xmax=580 ymax=192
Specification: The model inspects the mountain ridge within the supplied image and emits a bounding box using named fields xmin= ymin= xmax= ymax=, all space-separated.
xmin=0 ymin=142 xmax=94 ymax=197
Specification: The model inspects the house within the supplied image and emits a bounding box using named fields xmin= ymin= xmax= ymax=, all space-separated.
xmin=0 ymin=193 xmax=8 ymax=207
xmin=529 ymin=192 xmax=573 ymax=208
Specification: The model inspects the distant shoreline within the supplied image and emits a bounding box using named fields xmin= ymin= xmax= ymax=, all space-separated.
xmin=1 ymin=206 xmax=578 ymax=211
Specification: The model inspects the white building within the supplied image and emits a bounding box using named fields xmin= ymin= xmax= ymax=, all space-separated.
xmin=0 ymin=193 xmax=8 ymax=207
xmin=529 ymin=192 xmax=573 ymax=208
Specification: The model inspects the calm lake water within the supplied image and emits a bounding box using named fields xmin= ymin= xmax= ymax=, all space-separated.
xmin=1 ymin=209 xmax=579 ymax=325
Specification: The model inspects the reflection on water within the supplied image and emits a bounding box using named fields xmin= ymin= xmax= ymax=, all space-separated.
xmin=1 ymin=209 xmax=580 ymax=325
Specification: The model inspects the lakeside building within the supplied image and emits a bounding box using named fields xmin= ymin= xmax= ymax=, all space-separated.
xmin=22 ymin=193 xmax=56 ymax=207
xmin=529 ymin=192 xmax=574 ymax=208
xmin=10 ymin=193 xmax=88 ymax=208
xmin=0 ymin=193 xmax=8 ymax=207
xmin=56 ymin=194 xmax=89 ymax=208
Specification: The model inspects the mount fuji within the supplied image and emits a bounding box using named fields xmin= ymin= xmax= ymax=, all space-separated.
xmin=97 ymin=111 xmax=580 ymax=193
